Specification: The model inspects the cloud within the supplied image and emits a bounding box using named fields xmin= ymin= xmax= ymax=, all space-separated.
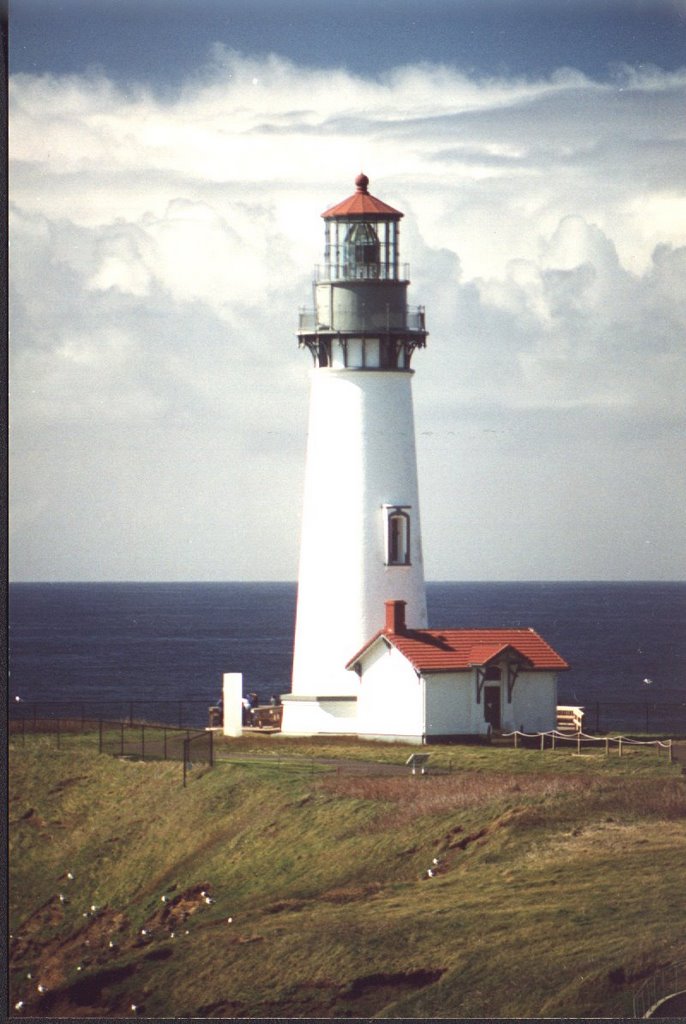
xmin=9 ymin=53 xmax=686 ymax=579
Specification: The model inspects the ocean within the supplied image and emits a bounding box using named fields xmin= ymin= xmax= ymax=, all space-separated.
xmin=8 ymin=581 xmax=686 ymax=732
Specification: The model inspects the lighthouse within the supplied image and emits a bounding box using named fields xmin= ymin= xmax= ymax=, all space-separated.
xmin=280 ymin=174 xmax=429 ymax=736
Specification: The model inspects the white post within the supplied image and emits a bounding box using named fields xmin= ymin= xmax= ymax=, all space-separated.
xmin=222 ymin=673 xmax=243 ymax=738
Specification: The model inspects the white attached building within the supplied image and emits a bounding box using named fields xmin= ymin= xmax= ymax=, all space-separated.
xmin=346 ymin=601 xmax=570 ymax=744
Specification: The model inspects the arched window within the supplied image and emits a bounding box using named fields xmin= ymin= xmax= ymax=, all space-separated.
xmin=385 ymin=507 xmax=411 ymax=565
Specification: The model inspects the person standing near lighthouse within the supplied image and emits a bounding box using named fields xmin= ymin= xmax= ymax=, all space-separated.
xmin=281 ymin=174 xmax=429 ymax=736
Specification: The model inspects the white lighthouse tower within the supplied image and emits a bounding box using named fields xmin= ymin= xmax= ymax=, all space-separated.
xmin=281 ymin=174 xmax=428 ymax=736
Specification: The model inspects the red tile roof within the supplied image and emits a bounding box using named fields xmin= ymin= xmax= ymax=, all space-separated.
xmin=347 ymin=628 xmax=569 ymax=673
xmin=322 ymin=173 xmax=403 ymax=220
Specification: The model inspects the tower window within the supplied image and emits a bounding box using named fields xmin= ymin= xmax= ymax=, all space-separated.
xmin=384 ymin=506 xmax=411 ymax=565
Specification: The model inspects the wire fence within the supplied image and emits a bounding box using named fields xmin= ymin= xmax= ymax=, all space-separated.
xmin=9 ymin=698 xmax=214 ymax=729
xmin=9 ymin=717 xmax=213 ymax=786
xmin=576 ymin=701 xmax=686 ymax=735
xmin=9 ymin=698 xmax=686 ymax=735
xmin=633 ymin=959 xmax=686 ymax=1017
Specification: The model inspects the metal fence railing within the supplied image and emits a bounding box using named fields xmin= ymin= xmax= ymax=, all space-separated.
xmin=558 ymin=701 xmax=686 ymax=736
xmin=9 ymin=717 xmax=214 ymax=786
xmin=633 ymin=960 xmax=686 ymax=1017
xmin=9 ymin=699 xmax=213 ymax=729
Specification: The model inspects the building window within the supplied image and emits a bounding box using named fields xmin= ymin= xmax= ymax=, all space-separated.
xmin=385 ymin=506 xmax=411 ymax=565
xmin=484 ymin=666 xmax=501 ymax=681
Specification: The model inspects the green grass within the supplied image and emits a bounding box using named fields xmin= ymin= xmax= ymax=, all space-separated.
xmin=9 ymin=731 xmax=686 ymax=1018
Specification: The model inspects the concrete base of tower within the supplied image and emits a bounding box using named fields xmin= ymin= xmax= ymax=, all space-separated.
xmin=280 ymin=694 xmax=359 ymax=736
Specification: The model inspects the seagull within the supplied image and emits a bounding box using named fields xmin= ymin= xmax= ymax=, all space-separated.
xmin=37 ymin=984 xmax=46 ymax=994
xmin=227 ymin=917 xmax=233 ymax=924
xmin=59 ymin=894 xmax=67 ymax=904
xmin=161 ymin=895 xmax=168 ymax=903
xmin=204 ymin=896 xmax=214 ymax=905
xmin=15 ymin=695 xmax=22 ymax=702
xmin=643 ymin=677 xmax=653 ymax=685
xmin=427 ymin=869 xmax=435 ymax=878
xmin=14 ymin=1001 xmax=24 ymax=1011
xmin=432 ymin=857 xmax=440 ymax=865
xmin=67 ymin=872 xmax=75 ymax=880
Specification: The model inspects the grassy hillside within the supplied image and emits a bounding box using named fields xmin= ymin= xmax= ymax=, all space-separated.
xmin=9 ymin=733 xmax=686 ymax=1018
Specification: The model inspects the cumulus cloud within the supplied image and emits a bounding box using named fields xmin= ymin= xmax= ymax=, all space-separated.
xmin=9 ymin=52 xmax=686 ymax=580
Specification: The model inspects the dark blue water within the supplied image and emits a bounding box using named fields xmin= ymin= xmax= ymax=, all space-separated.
xmin=8 ymin=582 xmax=686 ymax=728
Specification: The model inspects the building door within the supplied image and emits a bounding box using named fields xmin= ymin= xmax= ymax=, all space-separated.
xmin=484 ymin=686 xmax=501 ymax=731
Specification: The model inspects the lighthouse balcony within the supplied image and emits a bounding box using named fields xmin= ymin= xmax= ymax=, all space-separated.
xmin=298 ymin=305 xmax=426 ymax=334
xmin=314 ymin=262 xmax=411 ymax=283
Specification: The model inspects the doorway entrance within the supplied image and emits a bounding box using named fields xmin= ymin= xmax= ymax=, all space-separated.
xmin=484 ymin=686 xmax=502 ymax=731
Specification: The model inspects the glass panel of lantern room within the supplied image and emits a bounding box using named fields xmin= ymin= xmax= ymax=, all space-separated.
xmin=344 ymin=221 xmax=380 ymax=278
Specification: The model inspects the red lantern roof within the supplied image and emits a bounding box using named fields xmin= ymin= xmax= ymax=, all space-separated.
xmin=321 ymin=173 xmax=403 ymax=220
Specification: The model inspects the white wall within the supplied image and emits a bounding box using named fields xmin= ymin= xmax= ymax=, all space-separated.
xmin=425 ymin=672 xmax=479 ymax=736
xmin=280 ymin=696 xmax=358 ymax=735
xmin=507 ymin=672 xmax=558 ymax=732
xmin=291 ymin=368 xmax=427 ymax=702
xmin=356 ymin=641 xmax=425 ymax=741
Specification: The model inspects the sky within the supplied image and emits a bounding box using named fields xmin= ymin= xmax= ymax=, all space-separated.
xmin=8 ymin=0 xmax=686 ymax=582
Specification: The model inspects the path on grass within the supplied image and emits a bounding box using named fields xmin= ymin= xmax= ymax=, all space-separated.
xmin=214 ymin=751 xmax=440 ymax=777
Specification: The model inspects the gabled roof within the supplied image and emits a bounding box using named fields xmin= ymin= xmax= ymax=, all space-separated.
xmin=346 ymin=627 xmax=569 ymax=673
xmin=322 ymin=173 xmax=403 ymax=220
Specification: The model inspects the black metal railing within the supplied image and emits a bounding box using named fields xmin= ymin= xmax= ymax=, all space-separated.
xmin=9 ymin=715 xmax=214 ymax=786
xmin=9 ymin=698 xmax=212 ymax=729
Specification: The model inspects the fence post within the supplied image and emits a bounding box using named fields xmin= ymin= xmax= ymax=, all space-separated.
xmin=577 ymin=732 xmax=581 ymax=756
xmin=668 ymin=739 xmax=673 ymax=764
xmin=605 ymin=736 xmax=609 ymax=756
xmin=618 ymin=737 xmax=623 ymax=757
xmin=513 ymin=731 xmax=518 ymax=749
xmin=540 ymin=733 xmax=545 ymax=751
